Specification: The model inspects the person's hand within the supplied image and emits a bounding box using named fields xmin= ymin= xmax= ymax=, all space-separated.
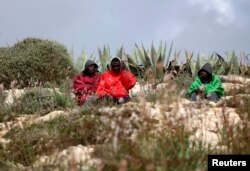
xmin=195 ymin=88 xmax=204 ymax=95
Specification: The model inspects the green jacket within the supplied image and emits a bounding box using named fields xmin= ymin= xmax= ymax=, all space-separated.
xmin=187 ymin=74 xmax=224 ymax=97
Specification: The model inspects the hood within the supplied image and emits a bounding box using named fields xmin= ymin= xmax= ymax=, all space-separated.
xmin=84 ymin=60 xmax=98 ymax=71
xmin=198 ymin=63 xmax=212 ymax=76
xmin=110 ymin=57 xmax=121 ymax=64
xmin=198 ymin=63 xmax=213 ymax=83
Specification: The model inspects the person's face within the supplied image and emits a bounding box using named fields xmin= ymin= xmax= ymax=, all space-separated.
xmin=199 ymin=70 xmax=208 ymax=78
xmin=111 ymin=61 xmax=121 ymax=74
xmin=87 ymin=64 xmax=97 ymax=75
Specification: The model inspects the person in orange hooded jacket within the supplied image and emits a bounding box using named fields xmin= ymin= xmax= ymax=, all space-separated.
xmin=96 ymin=57 xmax=136 ymax=104
xmin=73 ymin=60 xmax=101 ymax=105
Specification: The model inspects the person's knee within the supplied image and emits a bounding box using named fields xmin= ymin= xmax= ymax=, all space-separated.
xmin=207 ymin=92 xmax=219 ymax=102
xmin=190 ymin=92 xmax=197 ymax=101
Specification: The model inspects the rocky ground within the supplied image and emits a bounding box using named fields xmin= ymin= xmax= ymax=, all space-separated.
xmin=0 ymin=74 xmax=249 ymax=170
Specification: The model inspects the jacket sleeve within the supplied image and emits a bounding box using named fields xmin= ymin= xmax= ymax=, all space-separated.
xmin=205 ymin=75 xmax=224 ymax=97
xmin=96 ymin=74 xmax=111 ymax=97
xmin=92 ymin=74 xmax=101 ymax=92
xmin=120 ymin=70 xmax=136 ymax=90
xmin=186 ymin=77 xmax=202 ymax=97
xmin=73 ymin=75 xmax=87 ymax=94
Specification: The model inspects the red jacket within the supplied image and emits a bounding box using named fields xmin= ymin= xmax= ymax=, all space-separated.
xmin=96 ymin=70 xmax=136 ymax=98
xmin=73 ymin=73 xmax=100 ymax=104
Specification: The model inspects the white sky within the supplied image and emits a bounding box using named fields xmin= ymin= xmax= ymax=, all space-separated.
xmin=0 ymin=0 xmax=249 ymax=60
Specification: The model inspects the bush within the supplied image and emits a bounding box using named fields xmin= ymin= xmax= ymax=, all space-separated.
xmin=18 ymin=88 xmax=55 ymax=114
xmin=0 ymin=38 xmax=76 ymax=88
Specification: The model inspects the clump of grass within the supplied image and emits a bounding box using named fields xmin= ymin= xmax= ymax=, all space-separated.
xmin=51 ymin=79 xmax=76 ymax=109
xmin=172 ymin=74 xmax=193 ymax=95
xmin=218 ymin=95 xmax=250 ymax=154
xmin=235 ymin=96 xmax=250 ymax=121
xmin=3 ymin=114 xmax=104 ymax=166
xmin=17 ymin=88 xmax=55 ymax=114
xmin=95 ymin=127 xmax=207 ymax=170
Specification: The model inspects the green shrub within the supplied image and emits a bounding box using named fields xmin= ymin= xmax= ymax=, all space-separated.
xmin=18 ymin=88 xmax=55 ymax=114
xmin=0 ymin=38 xmax=76 ymax=88
xmin=52 ymin=79 xmax=76 ymax=108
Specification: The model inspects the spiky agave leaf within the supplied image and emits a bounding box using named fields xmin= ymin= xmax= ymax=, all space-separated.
xmin=190 ymin=60 xmax=197 ymax=77
xmin=181 ymin=50 xmax=194 ymax=76
xmin=135 ymin=43 xmax=145 ymax=64
xmin=157 ymin=41 xmax=164 ymax=64
xmin=142 ymin=44 xmax=153 ymax=69
xmin=208 ymin=53 xmax=217 ymax=67
xmin=194 ymin=54 xmax=201 ymax=76
xmin=150 ymin=42 xmax=157 ymax=73
xmin=98 ymin=45 xmax=111 ymax=72
xmin=185 ymin=50 xmax=193 ymax=63
xmin=164 ymin=41 xmax=173 ymax=69
xmin=75 ymin=49 xmax=87 ymax=73
xmin=155 ymin=42 xmax=165 ymax=78
xmin=116 ymin=46 xmax=124 ymax=59
xmin=239 ymin=52 xmax=250 ymax=75
xmin=199 ymin=51 xmax=207 ymax=67
xmin=126 ymin=54 xmax=144 ymax=78
xmin=173 ymin=50 xmax=182 ymax=65
xmin=131 ymin=48 xmax=139 ymax=64
xmin=214 ymin=53 xmax=228 ymax=75
xmin=226 ymin=51 xmax=240 ymax=74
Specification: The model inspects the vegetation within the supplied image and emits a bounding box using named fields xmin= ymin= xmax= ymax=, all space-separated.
xmin=0 ymin=38 xmax=249 ymax=170
xmin=0 ymin=38 xmax=76 ymax=88
xmin=3 ymin=114 xmax=103 ymax=166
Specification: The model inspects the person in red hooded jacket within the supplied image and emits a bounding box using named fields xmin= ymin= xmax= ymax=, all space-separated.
xmin=96 ymin=57 xmax=136 ymax=104
xmin=73 ymin=60 xmax=101 ymax=105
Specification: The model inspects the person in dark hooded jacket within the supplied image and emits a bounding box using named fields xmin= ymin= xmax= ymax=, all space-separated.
xmin=187 ymin=63 xmax=224 ymax=102
xmin=73 ymin=60 xmax=101 ymax=105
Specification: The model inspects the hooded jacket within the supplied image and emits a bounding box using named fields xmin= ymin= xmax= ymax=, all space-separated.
xmin=73 ymin=60 xmax=100 ymax=105
xmin=187 ymin=63 xmax=224 ymax=97
xmin=96 ymin=57 xmax=136 ymax=98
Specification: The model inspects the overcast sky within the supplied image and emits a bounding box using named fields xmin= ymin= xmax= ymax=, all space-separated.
xmin=0 ymin=0 xmax=249 ymax=60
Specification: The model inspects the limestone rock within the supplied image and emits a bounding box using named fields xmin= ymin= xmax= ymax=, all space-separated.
xmin=32 ymin=145 xmax=97 ymax=170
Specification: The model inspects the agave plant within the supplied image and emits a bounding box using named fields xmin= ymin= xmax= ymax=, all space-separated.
xmin=226 ymin=51 xmax=240 ymax=75
xmin=239 ymin=52 xmax=250 ymax=76
xmin=75 ymin=49 xmax=97 ymax=73
xmin=98 ymin=45 xmax=111 ymax=72
xmin=125 ymin=42 xmax=173 ymax=81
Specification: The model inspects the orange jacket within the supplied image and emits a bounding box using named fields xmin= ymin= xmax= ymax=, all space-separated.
xmin=96 ymin=70 xmax=136 ymax=98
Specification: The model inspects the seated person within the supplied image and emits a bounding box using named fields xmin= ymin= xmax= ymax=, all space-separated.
xmin=186 ymin=63 xmax=224 ymax=102
xmin=73 ymin=60 xmax=100 ymax=105
xmin=96 ymin=57 xmax=136 ymax=104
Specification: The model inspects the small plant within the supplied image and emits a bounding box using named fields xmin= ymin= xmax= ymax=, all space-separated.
xmin=18 ymin=88 xmax=54 ymax=114
xmin=52 ymin=80 xmax=76 ymax=108
xmin=3 ymin=114 xmax=104 ymax=166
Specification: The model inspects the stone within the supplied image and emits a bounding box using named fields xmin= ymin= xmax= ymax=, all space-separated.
xmin=32 ymin=145 xmax=97 ymax=170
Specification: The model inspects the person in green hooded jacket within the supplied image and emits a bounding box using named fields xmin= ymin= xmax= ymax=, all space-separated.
xmin=187 ymin=63 xmax=224 ymax=102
